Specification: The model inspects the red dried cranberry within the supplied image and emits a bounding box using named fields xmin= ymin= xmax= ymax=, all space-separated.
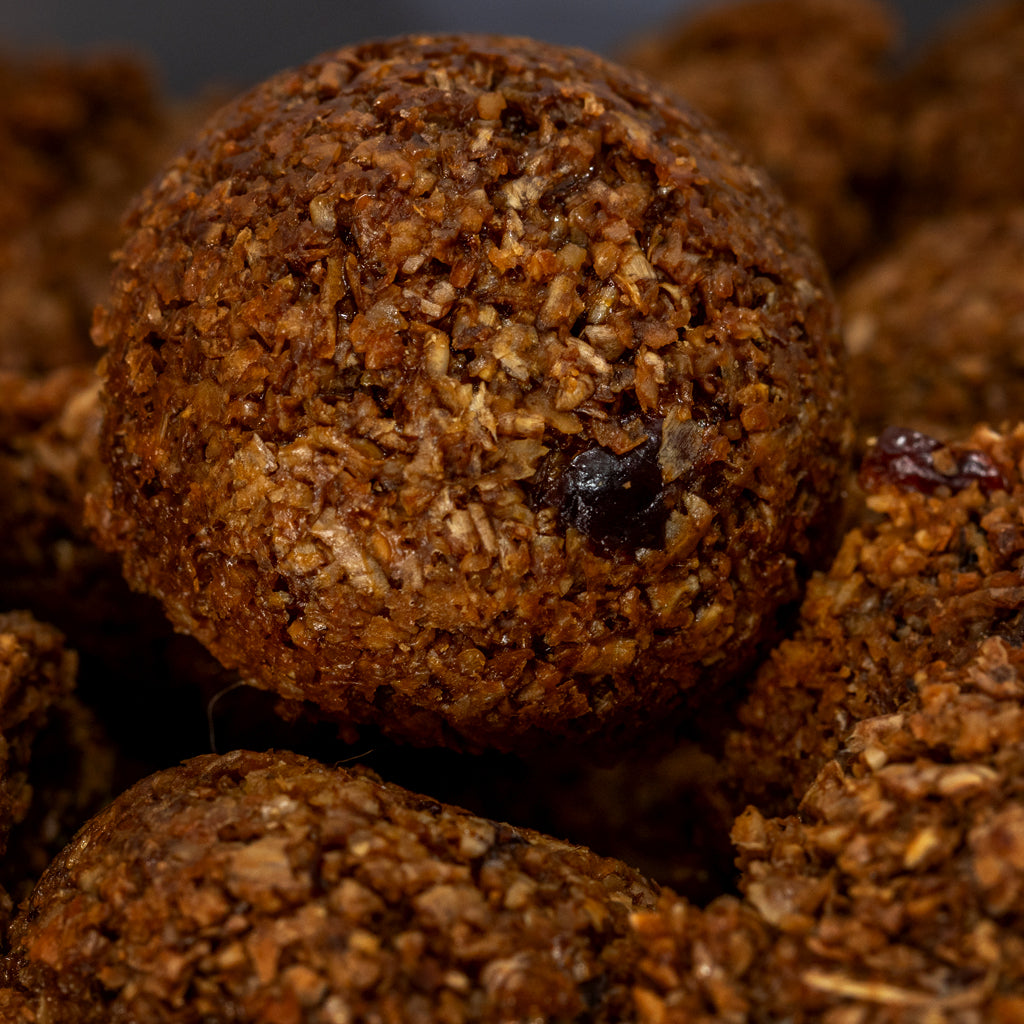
xmin=859 ymin=426 xmax=1008 ymax=495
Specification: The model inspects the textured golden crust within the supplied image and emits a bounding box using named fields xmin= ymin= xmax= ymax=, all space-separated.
xmin=90 ymin=32 xmax=850 ymax=753
xmin=724 ymin=423 xmax=1024 ymax=815
xmin=4 ymin=749 xmax=657 ymax=1023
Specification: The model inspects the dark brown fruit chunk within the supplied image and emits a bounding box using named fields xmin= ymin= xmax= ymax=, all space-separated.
xmin=859 ymin=425 xmax=1008 ymax=496
xmin=534 ymin=416 xmax=667 ymax=554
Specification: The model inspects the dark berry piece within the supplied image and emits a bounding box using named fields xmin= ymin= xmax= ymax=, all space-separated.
xmin=952 ymin=448 xmax=1009 ymax=494
xmin=860 ymin=426 xmax=1008 ymax=495
xmin=558 ymin=430 xmax=668 ymax=554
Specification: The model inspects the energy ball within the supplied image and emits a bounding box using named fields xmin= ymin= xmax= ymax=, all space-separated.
xmin=0 ymin=611 xmax=113 ymax=917
xmin=896 ymin=0 xmax=1024 ymax=227
xmin=728 ymin=642 xmax=1024 ymax=1021
xmin=631 ymin=637 xmax=1024 ymax=1021
xmin=0 ymin=612 xmax=78 ymax=863
xmin=4 ymin=749 xmax=657 ymax=1023
xmin=90 ymin=34 xmax=850 ymax=752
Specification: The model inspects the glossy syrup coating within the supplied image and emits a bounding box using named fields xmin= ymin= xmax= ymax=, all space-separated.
xmin=90 ymin=34 xmax=850 ymax=753
xmin=3 ymin=749 xmax=657 ymax=1023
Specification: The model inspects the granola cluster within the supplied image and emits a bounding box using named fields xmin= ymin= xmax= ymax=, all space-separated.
xmin=89 ymin=33 xmax=850 ymax=753
xmin=4 ymin=749 xmax=656 ymax=1023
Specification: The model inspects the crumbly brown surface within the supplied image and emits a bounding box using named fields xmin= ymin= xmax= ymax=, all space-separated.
xmin=841 ymin=207 xmax=1024 ymax=442
xmin=896 ymin=0 xmax=1024 ymax=227
xmin=0 ymin=366 xmax=235 ymax=776
xmin=0 ymin=51 xmax=172 ymax=374
xmin=735 ymin=639 xmax=1024 ymax=1021
xmin=618 ymin=0 xmax=900 ymax=275
xmin=3 ymin=748 xmax=658 ymax=1023
xmin=90 ymin=32 xmax=850 ymax=754
xmin=0 ymin=612 xmax=77 ymax=858
xmin=0 ymin=610 xmax=113 ymax=931
xmin=723 ymin=423 xmax=1024 ymax=818
xmin=631 ymin=632 xmax=1024 ymax=1023
xmin=0 ymin=988 xmax=33 ymax=1023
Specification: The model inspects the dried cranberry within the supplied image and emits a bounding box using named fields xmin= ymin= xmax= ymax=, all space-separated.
xmin=952 ymin=449 xmax=1009 ymax=493
xmin=859 ymin=426 xmax=1008 ymax=496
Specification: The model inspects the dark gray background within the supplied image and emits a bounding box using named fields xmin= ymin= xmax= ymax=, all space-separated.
xmin=2 ymin=0 xmax=987 ymax=98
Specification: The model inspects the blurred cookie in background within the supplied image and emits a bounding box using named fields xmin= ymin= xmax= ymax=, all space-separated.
xmin=0 ymin=49 xmax=222 ymax=375
xmin=841 ymin=207 xmax=1024 ymax=442
xmin=619 ymin=0 xmax=902 ymax=276
xmin=0 ymin=53 xmax=172 ymax=372
xmin=896 ymin=0 xmax=1024 ymax=227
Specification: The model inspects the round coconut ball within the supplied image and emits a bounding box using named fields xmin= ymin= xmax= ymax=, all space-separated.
xmin=90 ymin=34 xmax=850 ymax=752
